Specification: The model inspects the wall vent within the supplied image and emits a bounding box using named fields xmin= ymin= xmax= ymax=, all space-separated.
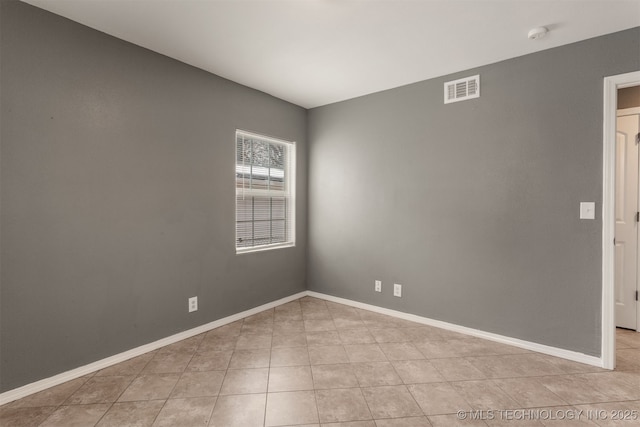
xmin=444 ymin=75 xmax=480 ymax=104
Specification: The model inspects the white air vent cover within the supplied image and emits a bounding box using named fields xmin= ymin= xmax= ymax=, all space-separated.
xmin=444 ymin=75 xmax=480 ymax=104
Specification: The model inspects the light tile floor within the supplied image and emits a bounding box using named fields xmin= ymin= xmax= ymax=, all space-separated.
xmin=2 ymin=296 xmax=640 ymax=426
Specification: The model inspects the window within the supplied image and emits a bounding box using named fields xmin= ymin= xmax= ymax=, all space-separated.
xmin=235 ymin=130 xmax=295 ymax=253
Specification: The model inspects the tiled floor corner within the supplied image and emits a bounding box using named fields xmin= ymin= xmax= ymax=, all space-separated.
xmin=1 ymin=296 xmax=640 ymax=426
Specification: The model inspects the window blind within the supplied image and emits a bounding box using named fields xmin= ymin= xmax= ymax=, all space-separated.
xmin=235 ymin=130 xmax=295 ymax=252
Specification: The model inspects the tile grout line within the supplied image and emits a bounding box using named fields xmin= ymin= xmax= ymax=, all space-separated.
xmin=85 ymin=353 xmax=156 ymax=427
xmin=32 ymin=373 xmax=95 ymax=427
xmin=263 ymin=338 xmax=271 ymax=427
xmin=151 ymin=341 xmax=203 ymax=424
xmin=89 ymin=374 xmax=138 ymax=427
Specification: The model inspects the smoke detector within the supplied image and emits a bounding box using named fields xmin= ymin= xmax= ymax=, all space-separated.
xmin=528 ymin=26 xmax=549 ymax=40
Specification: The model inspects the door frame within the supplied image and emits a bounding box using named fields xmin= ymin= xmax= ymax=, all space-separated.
xmin=602 ymin=71 xmax=640 ymax=370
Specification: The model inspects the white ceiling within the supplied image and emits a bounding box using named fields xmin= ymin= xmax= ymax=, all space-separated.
xmin=22 ymin=0 xmax=640 ymax=108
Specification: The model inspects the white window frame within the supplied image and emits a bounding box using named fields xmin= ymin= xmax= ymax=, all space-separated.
xmin=235 ymin=130 xmax=296 ymax=254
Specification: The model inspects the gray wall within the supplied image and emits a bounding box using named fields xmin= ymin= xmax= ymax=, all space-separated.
xmin=2 ymin=0 xmax=639 ymax=395
xmin=307 ymin=28 xmax=640 ymax=357
xmin=0 ymin=0 xmax=307 ymax=392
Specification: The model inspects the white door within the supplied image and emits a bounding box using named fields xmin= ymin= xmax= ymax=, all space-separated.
xmin=615 ymin=112 xmax=640 ymax=330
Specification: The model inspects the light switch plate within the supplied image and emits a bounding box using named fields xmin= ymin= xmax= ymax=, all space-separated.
xmin=580 ymin=202 xmax=595 ymax=219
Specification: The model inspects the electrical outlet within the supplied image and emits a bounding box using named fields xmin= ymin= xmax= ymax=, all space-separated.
xmin=188 ymin=296 xmax=198 ymax=313
xmin=393 ymin=284 xmax=402 ymax=298
xmin=374 ymin=280 xmax=382 ymax=292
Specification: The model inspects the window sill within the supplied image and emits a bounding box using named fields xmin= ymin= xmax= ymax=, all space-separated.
xmin=236 ymin=242 xmax=295 ymax=255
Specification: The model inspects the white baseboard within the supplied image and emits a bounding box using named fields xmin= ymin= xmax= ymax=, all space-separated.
xmin=306 ymin=291 xmax=604 ymax=368
xmin=1 ymin=288 xmax=604 ymax=406
xmin=0 ymin=291 xmax=306 ymax=406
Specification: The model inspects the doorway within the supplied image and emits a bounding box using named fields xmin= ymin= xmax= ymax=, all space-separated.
xmin=603 ymin=71 xmax=640 ymax=370
xmin=614 ymin=103 xmax=640 ymax=330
